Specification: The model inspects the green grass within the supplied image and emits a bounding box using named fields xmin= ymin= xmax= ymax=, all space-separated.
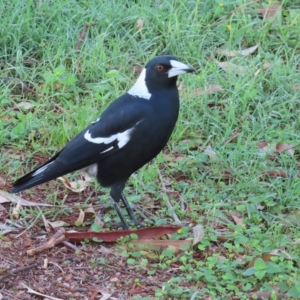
xmin=1 ymin=0 xmax=300 ymax=298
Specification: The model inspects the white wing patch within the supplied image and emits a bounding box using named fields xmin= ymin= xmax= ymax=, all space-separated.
xmin=32 ymin=161 xmax=54 ymax=176
xmin=84 ymin=128 xmax=134 ymax=148
xmin=128 ymin=68 xmax=152 ymax=100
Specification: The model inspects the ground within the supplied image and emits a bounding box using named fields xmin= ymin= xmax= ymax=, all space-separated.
xmin=1 ymin=0 xmax=300 ymax=299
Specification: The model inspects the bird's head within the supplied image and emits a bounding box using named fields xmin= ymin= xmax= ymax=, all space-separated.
xmin=128 ymin=55 xmax=195 ymax=100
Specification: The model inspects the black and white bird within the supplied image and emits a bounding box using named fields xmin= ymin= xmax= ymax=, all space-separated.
xmin=11 ymin=55 xmax=195 ymax=229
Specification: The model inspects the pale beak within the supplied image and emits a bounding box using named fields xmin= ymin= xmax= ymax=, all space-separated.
xmin=168 ymin=60 xmax=195 ymax=77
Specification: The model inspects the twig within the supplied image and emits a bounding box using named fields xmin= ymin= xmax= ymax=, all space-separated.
xmin=223 ymin=127 xmax=240 ymax=145
xmin=0 ymin=264 xmax=37 ymax=281
xmin=157 ymin=169 xmax=181 ymax=224
xmin=62 ymin=240 xmax=80 ymax=252
xmin=27 ymin=228 xmax=66 ymax=256
xmin=75 ymin=23 xmax=97 ymax=51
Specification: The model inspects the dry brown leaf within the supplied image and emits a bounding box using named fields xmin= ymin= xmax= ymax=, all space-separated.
xmin=40 ymin=212 xmax=51 ymax=232
xmin=257 ymin=3 xmax=281 ymax=20
xmin=65 ymin=225 xmax=182 ymax=243
xmin=12 ymin=201 xmax=22 ymax=220
xmin=16 ymin=102 xmax=35 ymax=110
xmin=230 ymin=213 xmax=243 ymax=225
xmin=192 ymin=225 xmax=204 ymax=246
xmin=177 ymin=82 xmax=184 ymax=91
xmin=48 ymin=220 xmax=68 ymax=228
xmin=257 ymin=141 xmax=269 ymax=149
xmin=0 ymin=190 xmax=60 ymax=207
xmin=261 ymin=170 xmax=288 ymax=178
xmin=0 ymin=176 xmax=6 ymax=188
xmin=58 ymin=173 xmax=92 ymax=192
xmin=204 ymin=144 xmax=217 ymax=159
xmin=276 ymin=142 xmax=295 ymax=156
xmin=193 ymin=84 xmax=223 ymax=95
xmin=292 ymin=84 xmax=300 ymax=90
xmin=137 ymin=19 xmax=144 ymax=30
xmin=75 ymin=209 xmax=85 ymax=225
xmin=214 ymin=45 xmax=258 ymax=57
xmin=217 ymin=62 xmax=248 ymax=75
xmin=84 ymin=204 xmax=103 ymax=226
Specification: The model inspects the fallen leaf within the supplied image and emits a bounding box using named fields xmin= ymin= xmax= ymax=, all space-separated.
xmin=261 ymin=170 xmax=288 ymax=178
xmin=276 ymin=142 xmax=295 ymax=156
xmin=137 ymin=19 xmax=144 ymax=30
xmin=257 ymin=141 xmax=269 ymax=149
xmin=16 ymin=102 xmax=35 ymax=110
xmin=192 ymin=225 xmax=204 ymax=246
xmin=58 ymin=173 xmax=92 ymax=192
xmin=257 ymin=3 xmax=281 ymax=20
xmin=12 ymin=201 xmax=22 ymax=220
xmin=204 ymin=144 xmax=217 ymax=159
xmin=0 ymin=176 xmax=6 ymax=187
xmin=217 ymin=62 xmax=249 ymax=75
xmin=48 ymin=220 xmax=68 ymax=228
xmin=193 ymin=84 xmax=223 ymax=95
xmin=75 ymin=209 xmax=85 ymax=225
xmin=0 ymin=191 xmax=61 ymax=207
xmin=230 ymin=213 xmax=243 ymax=225
xmin=214 ymin=45 xmax=258 ymax=57
xmin=177 ymin=82 xmax=184 ymax=91
xmin=65 ymin=225 xmax=182 ymax=243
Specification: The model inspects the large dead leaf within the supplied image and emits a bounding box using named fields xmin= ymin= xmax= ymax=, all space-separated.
xmin=58 ymin=173 xmax=92 ymax=192
xmin=192 ymin=84 xmax=223 ymax=95
xmin=16 ymin=101 xmax=35 ymax=110
xmin=276 ymin=142 xmax=295 ymax=156
xmin=257 ymin=3 xmax=281 ymax=20
xmin=217 ymin=62 xmax=249 ymax=76
xmin=0 ymin=190 xmax=59 ymax=207
xmin=137 ymin=19 xmax=144 ymax=30
xmin=65 ymin=225 xmax=182 ymax=243
xmin=214 ymin=45 xmax=258 ymax=57
xmin=192 ymin=225 xmax=204 ymax=246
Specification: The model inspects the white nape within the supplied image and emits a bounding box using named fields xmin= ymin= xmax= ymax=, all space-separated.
xmin=168 ymin=60 xmax=190 ymax=78
xmin=32 ymin=161 xmax=54 ymax=176
xmin=84 ymin=128 xmax=133 ymax=148
xmin=128 ymin=68 xmax=152 ymax=100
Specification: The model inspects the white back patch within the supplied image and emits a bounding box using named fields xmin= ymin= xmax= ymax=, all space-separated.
xmin=84 ymin=128 xmax=134 ymax=149
xmin=128 ymin=68 xmax=151 ymax=100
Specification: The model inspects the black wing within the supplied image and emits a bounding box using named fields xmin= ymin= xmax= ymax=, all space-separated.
xmin=11 ymin=94 xmax=150 ymax=192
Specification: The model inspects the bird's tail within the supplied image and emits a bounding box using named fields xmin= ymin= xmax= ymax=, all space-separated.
xmin=11 ymin=154 xmax=64 ymax=193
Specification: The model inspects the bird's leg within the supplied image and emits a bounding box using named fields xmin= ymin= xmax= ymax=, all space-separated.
xmin=120 ymin=193 xmax=143 ymax=227
xmin=110 ymin=182 xmax=130 ymax=229
xmin=109 ymin=196 xmax=129 ymax=230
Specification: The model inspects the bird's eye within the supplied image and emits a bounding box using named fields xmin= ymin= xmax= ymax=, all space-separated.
xmin=156 ymin=64 xmax=164 ymax=72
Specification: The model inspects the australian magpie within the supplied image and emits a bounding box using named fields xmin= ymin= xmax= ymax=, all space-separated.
xmin=11 ymin=55 xmax=195 ymax=229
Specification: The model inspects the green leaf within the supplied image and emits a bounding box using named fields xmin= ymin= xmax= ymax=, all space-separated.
xmin=288 ymin=285 xmax=300 ymax=298
xmin=254 ymin=270 xmax=266 ymax=280
xmin=242 ymin=267 xmax=255 ymax=277
xmin=91 ymin=223 xmax=102 ymax=232
xmin=254 ymin=258 xmax=267 ymax=270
